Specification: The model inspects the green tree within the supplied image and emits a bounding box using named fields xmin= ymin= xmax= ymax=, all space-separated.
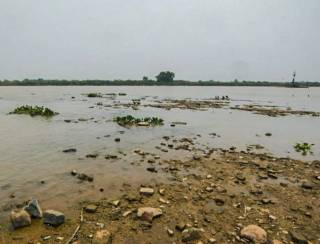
xmin=142 ymin=76 xmax=149 ymax=81
xmin=155 ymin=71 xmax=175 ymax=82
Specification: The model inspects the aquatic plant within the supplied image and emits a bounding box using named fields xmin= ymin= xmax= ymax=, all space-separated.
xmin=114 ymin=115 xmax=164 ymax=127
xmin=87 ymin=93 xmax=102 ymax=98
xmin=294 ymin=142 xmax=314 ymax=155
xmin=9 ymin=105 xmax=58 ymax=117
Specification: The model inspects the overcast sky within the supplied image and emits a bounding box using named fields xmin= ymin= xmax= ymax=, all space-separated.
xmin=0 ymin=0 xmax=319 ymax=81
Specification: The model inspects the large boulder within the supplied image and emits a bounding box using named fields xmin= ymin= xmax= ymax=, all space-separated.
xmin=24 ymin=199 xmax=42 ymax=218
xmin=10 ymin=209 xmax=31 ymax=229
xmin=43 ymin=210 xmax=65 ymax=226
xmin=240 ymin=225 xmax=267 ymax=243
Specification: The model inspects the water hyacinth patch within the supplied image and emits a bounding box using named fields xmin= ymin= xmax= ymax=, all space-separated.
xmin=87 ymin=93 xmax=103 ymax=98
xmin=114 ymin=115 xmax=164 ymax=127
xmin=294 ymin=142 xmax=314 ymax=155
xmin=9 ymin=105 xmax=58 ymax=117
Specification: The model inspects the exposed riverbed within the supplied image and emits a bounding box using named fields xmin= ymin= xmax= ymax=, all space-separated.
xmin=0 ymin=86 xmax=319 ymax=243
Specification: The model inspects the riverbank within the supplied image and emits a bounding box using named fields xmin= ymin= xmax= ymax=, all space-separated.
xmin=1 ymin=142 xmax=319 ymax=243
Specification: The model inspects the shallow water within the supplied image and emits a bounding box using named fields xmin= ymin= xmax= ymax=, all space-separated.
xmin=0 ymin=86 xmax=319 ymax=223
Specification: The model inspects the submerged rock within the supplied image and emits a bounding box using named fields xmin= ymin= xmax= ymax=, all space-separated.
xmin=43 ymin=210 xmax=65 ymax=226
xmin=24 ymin=199 xmax=42 ymax=218
xmin=10 ymin=209 xmax=31 ymax=229
xmin=240 ymin=225 xmax=267 ymax=243
xmin=77 ymin=173 xmax=94 ymax=182
xmin=63 ymin=148 xmax=77 ymax=153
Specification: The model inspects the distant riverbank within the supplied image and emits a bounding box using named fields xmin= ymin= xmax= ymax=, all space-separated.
xmin=1 ymin=79 xmax=319 ymax=87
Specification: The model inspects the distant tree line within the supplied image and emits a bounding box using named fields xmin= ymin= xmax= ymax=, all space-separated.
xmin=0 ymin=71 xmax=319 ymax=87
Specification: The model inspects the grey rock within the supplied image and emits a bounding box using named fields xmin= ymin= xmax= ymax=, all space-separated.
xmin=43 ymin=210 xmax=65 ymax=226
xmin=24 ymin=199 xmax=42 ymax=218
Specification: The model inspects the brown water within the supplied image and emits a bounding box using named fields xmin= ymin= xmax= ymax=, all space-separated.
xmin=0 ymin=86 xmax=319 ymax=224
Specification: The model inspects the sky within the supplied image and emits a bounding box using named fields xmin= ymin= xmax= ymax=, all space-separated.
xmin=0 ymin=0 xmax=319 ymax=81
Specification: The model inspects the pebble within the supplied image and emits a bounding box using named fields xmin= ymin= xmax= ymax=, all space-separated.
xmin=140 ymin=187 xmax=154 ymax=196
xmin=137 ymin=207 xmax=162 ymax=222
xmin=181 ymin=228 xmax=202 ymax=242
xmin=85 ymin=204 xmax=98 ymax=213
xmin=240 ymin=225 xmax=267 ymax=243
xmin=167 ymin=228 xmax=174 ymax=236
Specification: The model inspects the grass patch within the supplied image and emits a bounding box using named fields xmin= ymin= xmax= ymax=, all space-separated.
xmin=114 ymin=115 xmax=164 ymax=127
xmin=9 ymin=105 xmax=58 ymax=117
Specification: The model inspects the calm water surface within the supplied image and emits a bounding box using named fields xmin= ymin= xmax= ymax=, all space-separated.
xmin=0 ymin=86 xmax=319 ymax=223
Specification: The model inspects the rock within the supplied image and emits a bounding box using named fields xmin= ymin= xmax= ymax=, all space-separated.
xmin=24 ymin=199 xmax=42 ymax=218
xmin=147 ymin=167 xmax=157 ymax=173
xmin=111 ymin=200 xmax=120 ymax=207
xmin=289 ymin=231 xmax=308 ymax=244
xmin=77 ymin=173 xmax=94 ymax=182
xmin=301 ymin=182 xmax=313 ymax=190
xmin=85 ymin=204 xmax=98 ymax=213
xmin=176 ymin=222 xmax=186 ymax=231
xmin=10 ymin=209 xmax=31 ymax=229
xmin=181 ymin=228 xmax=202 ymax=242
xmin=205 ymin=187 xmax=214 ymax=192
xmin=193 ymin=155 xmax=201 ymax=160
xmin=265 ymin=133 xmax=272 ymax=137
xmin=86 ymin=153 xmax=98 ymax=158
xmin=167 ymin=228 xmax=174 ymax=236
xmin=137 ymin=207 xmax=162 ymax=222
xmin=63 ymin=148 xmax=77 ymax=153
xmin=140 ymin=187 xmax=154 ymax=196
xmin=272 ymin=240 xmax=283 ymax=244
xmin=122 ymin=210 xmax=132 ymax=217
xmin=114 ymin=138 xmax=121 ymax=142
xmin=93 ymin=229 xmax=112 ymax=244
xmin=240 ymin=225 xmax=267 ymax=243
xmin=137 ymin=121 xmax=150 ymax=126
xmin=43 ymin=210 xmax=65 ymax=226
xmin=71 ymin=169 xmax=77 ymax=176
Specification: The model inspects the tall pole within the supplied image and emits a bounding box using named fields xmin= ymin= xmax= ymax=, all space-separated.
xmin=292 ymin=71 xmax=296 ymax=84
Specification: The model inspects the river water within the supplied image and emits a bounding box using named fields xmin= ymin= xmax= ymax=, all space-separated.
xmin=0 ymin=86 xmax=319 ymax=223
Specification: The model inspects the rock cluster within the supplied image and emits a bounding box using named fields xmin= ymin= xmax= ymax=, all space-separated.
xmin=10 ymin=199 xmax=65 ymax=229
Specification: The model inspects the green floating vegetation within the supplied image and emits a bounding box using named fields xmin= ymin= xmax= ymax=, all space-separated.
xmin=9 ymin=105 xmax=58 ymax=117
xmin=294 ymin=142 xmax=314 ymax=155
xmin=87 ymin=93 xmax=102 ymax=98
xmin=114 ymin=115 xmax=164 ymax=127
